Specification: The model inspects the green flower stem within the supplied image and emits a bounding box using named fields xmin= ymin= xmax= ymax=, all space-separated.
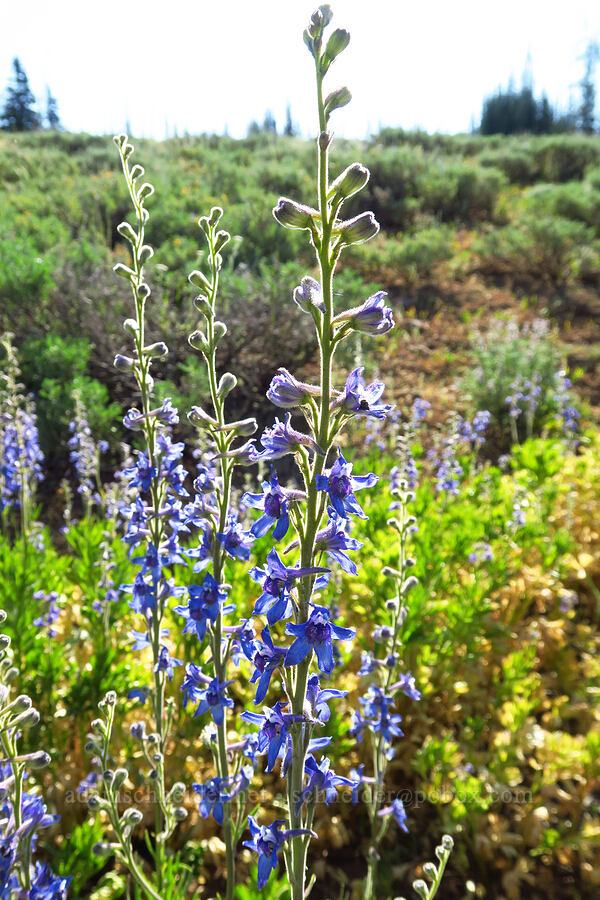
xmin=116 ymin=140 xmax=172 ymax=896
xmin=365 ymin=486 xmax=411 ymax=900
xmin=194 ymin=220 xmax=236 ymax=900
xmin=0 ymin=728 xmax=31 ymax=892
xmin=288 ymin=51 xmax=339 ymax=900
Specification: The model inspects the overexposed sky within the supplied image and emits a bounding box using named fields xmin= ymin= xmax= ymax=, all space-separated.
xmin=1 ymin=0 xmax=599 ymax=139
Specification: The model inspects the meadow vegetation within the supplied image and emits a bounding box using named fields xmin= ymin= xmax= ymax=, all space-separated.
xmin=0 ymin=53 xmax=599 ymax=900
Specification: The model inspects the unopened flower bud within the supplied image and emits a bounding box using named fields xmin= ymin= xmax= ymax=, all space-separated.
xmin=121 ymin=807 xmax=143 ymax=826
xmin=423 ymin=862 xmax=437 ymax=879
xmin=329 ymin=163 xmax=369 ymax=203
xmin=401 ymin=576 xmax=419 ymax=595
xmin=13 ymin=695 xmax=32 ymax=713
xmin=318 ymin=131 xmax=333 ymax=151
xmin=113 ymin=768 xmax=128 ymax=791
xmin=0 ymin=611 xmax=6 ymax=624
xmin=273 ymin=198 xmax=318 ymax=230
xmin=293 ymin=276 xmax=325 ymax=314
xmin=189 ymin=269 xmax=212 ymax=293
xmin=189 ymin=330 xmax=209 ymax=353
xmin=143 ymin=342 xmax=168 ymax=359
xmin=169 ymin=782 xmax=186 ymax=802
xmin=0 ymin=635 xmax=10 ymax=651
xmin=214 ymin=321 xmax=227 ymax=341
xmin=324 ymin=86 xmax=352 ymax=119
xmin=336 ymin=211 xmax=379 ymax=246
xmin=116 ymin=221 xmax=137 ymax=244
xmin=213 ymin=230 xmax=230 ymax=253
xmin=224 ymin=418 xmax=258 ymax=437
xmin=217 ymin=373 xmax=237 ymax=398
xmin=23 ymin=750 xmax=51 ymax=769
xmin=9 ymin=707 xmax=40 ymax=729
xmin=114 ymin=355 xmax=135 ymax=372
xmin=173 ymin=806 xmax=188 ymax=822
xmin=413 ymin=880 xmax=428 ymax=899
xmin=440 ymin=834 xmax=454 ymax=852
xmin=192 ymin=405 xmax=218 ymax=430
xmin=123 ymin=318 xmax=138 ymax=333
xmin=208 ymin=206 xmax=223 ymax=228
xmin=321 ymin=28 xmax=350 ymax=72
xmin=4 ymin=668 xmax=18 ymax=684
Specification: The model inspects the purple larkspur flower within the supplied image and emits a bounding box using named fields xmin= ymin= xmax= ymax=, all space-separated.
xmin=378 ymin=797 xmax=408 ymax=832
xmin=216 ymin=517 xmax=255 ymax=561
xmin=316 ymin=450 xmax=378 ymax=519
xmin=193 ymin=777 xmax=230 ymax=825
xmin=249 ymin=548 xmax=329 ymax=625
xmin=305 ymin=674 xmax=347 ymax=723
xmin=240 ymin=701 xmax=302 ymax=772
xmin=333 ymin=291 xmax=394 ymax=336
xmin=313 ymin=510 xmax=363 ymax=575
xmin=243 ymin=816 xmax=314 ymax=889
xmin=259 ymin=414 xmax=324 ymax=461
xmin=174 ymin=573 xmax=230 ymax=641
xmin=285 ymin=605 xmax=355 ymax=674
xmin=332 ymin=367 xmax=392 ymax=420
xmin=295 ymin=755 xmax=357 ymax=812
xmin=267 ymin=368 xmax=320 ymax=409
xmin=242 ymin=471 xmax=295 ymax=541
xmin=245 ymin=626 xmax=286 ymax=704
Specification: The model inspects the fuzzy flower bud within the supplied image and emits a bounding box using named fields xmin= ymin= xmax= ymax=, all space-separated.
xmin=273 ymin=198 xmax=318 ymax=230
xmin=324 ymin=86 xmax=352 ymax=119
xmin=293 ymin=276 xmax=325 ymax=314
xmin=329 ymin=163 xmax=370 ymax=203
xmin=121 ymin=808 xmax=143 ymax=826
xmin=322 ymin=28 xmax=350 ymax=72
xmin=217 ymin=372 xmax=237 ymax=398
xmin=336 ymin=212 xmax=379 ymax=246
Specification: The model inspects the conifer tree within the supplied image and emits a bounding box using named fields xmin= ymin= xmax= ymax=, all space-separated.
xmin=0 ymin=58 xmax=40 ymax=131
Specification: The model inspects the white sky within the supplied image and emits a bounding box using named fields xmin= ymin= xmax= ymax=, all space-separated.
xmin=1 ymin=0 xmax=599 ymax=139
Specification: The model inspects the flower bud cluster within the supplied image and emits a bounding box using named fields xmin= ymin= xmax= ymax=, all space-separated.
xmin=0 ymin=608 xmax=69 ymax=897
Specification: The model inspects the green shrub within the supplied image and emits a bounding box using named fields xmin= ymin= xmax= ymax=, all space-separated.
xmin=20 ymin=335 xmax=120 ymax=455
xmin=351 ymin=226 xmax=455 ymax=283
xmin=477 ymin=146 xmax=536 ymax=184
xmin=523 ymin=182 xmax=600 ymax=236
xmin=532 ymin=135 xmax=600 ymax=182
xmin=473 ymin=214 xmax=595 ymax=282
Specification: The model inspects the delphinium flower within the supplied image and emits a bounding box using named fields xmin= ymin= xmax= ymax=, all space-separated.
xmin=176 ymin=202 xmax=265 ymax=899
xmin=32 ymin=590 xmax=62 ymax=638
xmin=0 ymin=608 xmax=69 ymax=897
xmin=237 ymin=9 xmax=405 ymax=898
xmin=352 ymin=465 xmax=424 ymax=899
xmin=0 ymin=333 xmax=44 ymax=537
xmin=467 ymin=542 xmax=494 ymax=564
xmin=390 ymin=397 xmax=430 ymax=495
xmin=67 ymin=388 xmax=108 ymax=518
xmin=434 ymin=416 xmax=464 ymax=496
xmin=83 ymin=137 xmax=193 ymax=897
xmin=554 ymin=369 xmax=580 ymax=449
